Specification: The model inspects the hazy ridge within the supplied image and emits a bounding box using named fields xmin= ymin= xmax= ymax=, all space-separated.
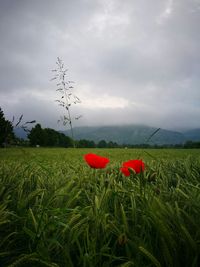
xmin=15 ymin=124 xmax=200 ymax=145
xmin=62 ymin=125 xmax=200 ymax=145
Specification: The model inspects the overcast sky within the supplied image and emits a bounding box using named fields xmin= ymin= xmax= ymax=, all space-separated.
xmin=0 ymin=0 xmax=200 ymax=131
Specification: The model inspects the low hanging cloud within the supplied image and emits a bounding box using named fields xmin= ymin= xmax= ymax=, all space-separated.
xmin=0 ymin=0 xmax=200 ymax=131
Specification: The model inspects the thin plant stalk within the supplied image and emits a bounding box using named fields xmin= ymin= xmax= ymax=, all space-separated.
xmin=52 ymin=57 xmax=81 ymax=148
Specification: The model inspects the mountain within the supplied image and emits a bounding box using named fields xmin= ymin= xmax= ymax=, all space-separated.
xmin=15 ymin=125 xmax=200 ymax=145
xmin=14 ymin=127 xmax=29 ymax=140
xmin=63 ymin=125 xmax=187 ymax=145
xmin=182 ymin=129 xmax=200 ymax=142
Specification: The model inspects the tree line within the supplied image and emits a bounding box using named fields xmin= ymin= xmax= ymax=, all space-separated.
xmin=28 ymin=124 xmax=73 ymax=147
xmin=1 ymin=107 xmax=200 ymax=148
xmin=0 ymin=107 xmax=15 ymax=146
xmin=26 ymin=124 xmax=119 ymax=148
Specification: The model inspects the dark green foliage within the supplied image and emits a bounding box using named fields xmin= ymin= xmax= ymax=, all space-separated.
xmin=28 ymin=124 xmax=44 ymax=146
xmin=77 ymin=139 xmax=96 ymax=148
xmin=28 ymin=124 xmax=73 ymax=147
xmin=0 ymin=107 xmax=15 ymax=146
xmin=76 ymin=139 xmax=118 ymax=148
xmin=97 ymin=139 xmax=107 ymax=148
xmin=184 ymin=140 xmax=200 ymax=148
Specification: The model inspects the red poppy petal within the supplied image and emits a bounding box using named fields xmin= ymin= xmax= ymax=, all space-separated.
xmin=121 ymin=159 xmax=145 ymax=175
xmin=120 ymin=167 xmax=130 ymax=176
xmin=84 ymin=153 xmax=110 ymax=169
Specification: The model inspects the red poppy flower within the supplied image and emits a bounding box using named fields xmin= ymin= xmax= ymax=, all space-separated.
xmin=84 ymin=153 xmax=110 ymax=169
xmin=120 ymin=159 xmax=145 ymax=176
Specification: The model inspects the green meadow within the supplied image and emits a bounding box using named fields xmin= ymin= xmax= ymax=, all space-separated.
xmin=0 ymin=148 xmax=200 ymax=266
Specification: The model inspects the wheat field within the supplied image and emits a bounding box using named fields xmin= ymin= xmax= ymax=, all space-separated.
xmin=0 ymin=148 xmax=200 ymax=266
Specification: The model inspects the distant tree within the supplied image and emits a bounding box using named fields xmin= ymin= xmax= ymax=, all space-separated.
xmin=0 ymin=107 xmax=15 ymax=147
xmin=42 ymin=128 xmax=55 ymax=146
xmin=15 ymin=138 xmax=30 ymax=147
xmin=78 ymin=139 xmax=96 ymax=148
xmin=28 ymin=124 xmax=73 ymax=147
xmin=97 ymin=140 xmax=107 ymax=148
xmin=107 ymin=141 xmax=118 ymax=148
xmin=184 ymin=140 xmax=200 ymax=148
xmin=58 ymin=133 xmax=73 ymax=147
xmin=28 ymin=124 xmax=44 ymax=146
xmin=87 ymin=140 xmax=96 ymax=148
xmin=43 ymin=128 xmax=73 ymax=147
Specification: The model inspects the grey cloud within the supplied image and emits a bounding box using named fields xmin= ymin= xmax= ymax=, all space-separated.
xmin=0 ymin=0 xmax=200 ymax=131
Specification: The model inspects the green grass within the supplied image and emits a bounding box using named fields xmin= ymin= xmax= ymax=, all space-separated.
xmin=0 ymin=148 xmax=200 ymax=266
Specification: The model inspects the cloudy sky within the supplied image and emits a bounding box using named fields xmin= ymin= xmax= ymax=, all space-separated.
xmin=0 ymin=0 xmax=200 ymax=131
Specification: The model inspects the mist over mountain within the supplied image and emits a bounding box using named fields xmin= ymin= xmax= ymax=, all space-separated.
xmin=183 ymin=129 xmax=200 ymax=142
xmin=62 ymin=125 xmax=200 ymax=145
xmin=14 ymin=124 xmax=200 ymax=145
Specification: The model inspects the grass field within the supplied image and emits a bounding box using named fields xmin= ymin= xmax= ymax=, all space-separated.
xmin=0 ymin=148 xmax=200 ymax=266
